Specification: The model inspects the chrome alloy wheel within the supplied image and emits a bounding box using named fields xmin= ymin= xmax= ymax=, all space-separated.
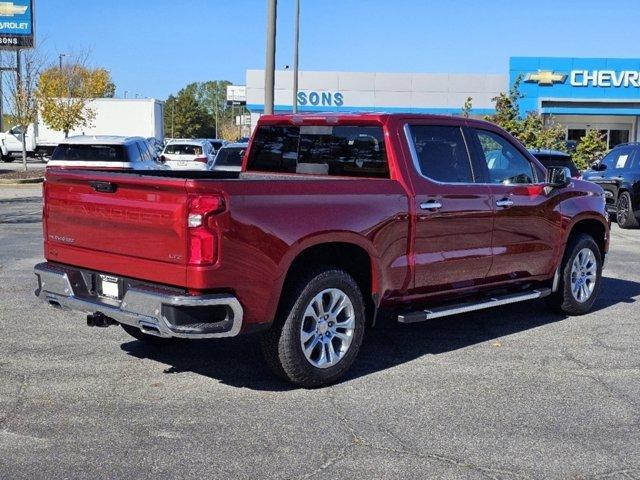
xmin=570 ymin=248 xmax=597 ymax=303
xmin=299 ymin=288 xmax=355 ymax=369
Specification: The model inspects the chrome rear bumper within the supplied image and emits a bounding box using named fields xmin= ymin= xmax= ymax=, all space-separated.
xmin=34 ymin=262 xmax=243 ymax=339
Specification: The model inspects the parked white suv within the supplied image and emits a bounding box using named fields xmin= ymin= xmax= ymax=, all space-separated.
xmin=48 ymin=136 xmax=167 ymax=170
xmin=161 ymin=140 xmax=215 ymax=171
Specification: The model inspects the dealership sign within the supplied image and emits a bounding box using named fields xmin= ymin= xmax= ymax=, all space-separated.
xmin=526 ymin=69 xmax=640 ymax=88
xmin=0 ymin=0 xmax=34 ymax=48
xmin=297 ymin=91 xmax=344 ymax=107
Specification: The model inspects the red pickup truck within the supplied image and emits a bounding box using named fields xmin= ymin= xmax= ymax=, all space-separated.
xmin=35 ymin=114 xmax=609 ymax=387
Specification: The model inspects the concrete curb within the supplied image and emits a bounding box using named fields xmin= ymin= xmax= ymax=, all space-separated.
xmin=0 ymin=177 xmax=44 ymax=185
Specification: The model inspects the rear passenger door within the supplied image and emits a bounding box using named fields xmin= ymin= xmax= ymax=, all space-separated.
xmin=404 ymin=123 xmax=494 ymax=296
xmin=467 ymin=128 xmax=562 ymax=283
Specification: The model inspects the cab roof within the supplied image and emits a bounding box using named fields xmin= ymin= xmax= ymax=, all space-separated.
xmin=257 ymin=112 xmax=498 ymax=129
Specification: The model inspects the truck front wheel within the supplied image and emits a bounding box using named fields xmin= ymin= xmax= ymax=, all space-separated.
xmin=261 ymin=268 xmax=366 ymax=388
xmin=546 ymin=233 xmax=602 ymax=315
xmin=1 ymin=155 xmax=14 ymax=163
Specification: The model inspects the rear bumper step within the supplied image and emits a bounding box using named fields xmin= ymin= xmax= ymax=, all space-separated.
xmin=398 ymin=289 xmax=551 ymax=324
xmin=34 ymin=262 xmax=243 ymax=339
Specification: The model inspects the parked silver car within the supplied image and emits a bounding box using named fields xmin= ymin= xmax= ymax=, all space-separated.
xmin=208 ymin=142 xmax=248 ymax=172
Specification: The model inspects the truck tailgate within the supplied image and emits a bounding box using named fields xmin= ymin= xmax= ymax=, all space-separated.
xmin=44 ymin=170 xmax=190 ymax=286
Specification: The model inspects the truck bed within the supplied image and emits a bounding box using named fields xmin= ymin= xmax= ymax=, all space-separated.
xmin=43 ymin=168 xmax=411 ymax=327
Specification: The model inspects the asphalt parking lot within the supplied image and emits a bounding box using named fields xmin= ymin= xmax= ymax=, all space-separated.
xmin=0 ymin=185 xmax=638 ymax=480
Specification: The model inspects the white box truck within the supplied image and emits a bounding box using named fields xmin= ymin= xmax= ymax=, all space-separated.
xmin=0 ymin=98 xmax=164 ymax=162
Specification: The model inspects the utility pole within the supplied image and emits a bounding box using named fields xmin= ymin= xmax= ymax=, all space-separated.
xmin=58 ymin=53 xmax=66 ymax=70
xmin=16 ymin=49 xmax=21 ymax=91
xmin=264 ymin=0 xmax=277 ymax=115
xmin=292 ymin=0 xmax=300 ymax=113
xmin=171 ymin=101 xmax=175 ymax=139
xmin=214 ymin=83 xmax=219 ymax=139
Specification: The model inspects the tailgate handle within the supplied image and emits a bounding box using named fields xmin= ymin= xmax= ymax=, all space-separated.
xmin=90 ymin=181 xmax=117 ymax=193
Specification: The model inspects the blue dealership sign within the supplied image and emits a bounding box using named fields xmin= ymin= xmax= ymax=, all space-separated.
xmin=0 ymin=0 xmax=34 ymax=48
xmin=511 ymin=57 xmax=640 ymax=116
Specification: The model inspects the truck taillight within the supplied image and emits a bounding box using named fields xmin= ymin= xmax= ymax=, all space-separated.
xmin=187 ymin=195 xmax=225 ymax=266
xmin=194 ymin=156 xmax=208 ymax=163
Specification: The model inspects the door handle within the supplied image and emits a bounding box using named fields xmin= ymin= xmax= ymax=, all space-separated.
xmin=420 ymin=200 xmax=442 ymax=211
xmin=496 ymin=198 xmax=514 ymax=208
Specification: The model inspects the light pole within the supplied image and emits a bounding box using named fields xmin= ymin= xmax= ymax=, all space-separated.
xmin=58 ymin=53 xmax=67 ymax=70
xmin=292 ymin=0 xmax=300 ymax=113
xmin=264 ymin=0 xmax=277 ymax=115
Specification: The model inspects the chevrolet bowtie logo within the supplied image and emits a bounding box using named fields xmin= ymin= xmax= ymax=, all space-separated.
xmin=0 ymin=2 xmax=27 ymax=17
xmin=525 ymin=70 xmax=567 ymax=86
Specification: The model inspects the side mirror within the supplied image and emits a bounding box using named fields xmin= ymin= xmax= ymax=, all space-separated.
xmin=159 ymin=155 xmax=166 ymax=163
xmin=546 ymin=166 xmax=572 ymax=188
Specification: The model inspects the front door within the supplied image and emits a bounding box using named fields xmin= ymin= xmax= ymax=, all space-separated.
xmin=404 ymin=123 xmax=494 ymax=296
xmin=467 ymin=127 xmax=562 ymax=283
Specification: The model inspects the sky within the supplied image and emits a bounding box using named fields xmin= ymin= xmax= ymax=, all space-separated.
xmin=36 ymin=0 xmax=640 ymax=100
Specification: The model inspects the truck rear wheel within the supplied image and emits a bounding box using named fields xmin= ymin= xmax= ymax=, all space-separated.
xmin=1 ymin=155 xmax=14 ymax=163
xmin=546 ymin=233 xmax=602 ymax=315
xmin=261 ymin=268 xmax=366 ymax=388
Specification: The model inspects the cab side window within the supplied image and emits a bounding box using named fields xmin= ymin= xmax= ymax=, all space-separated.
xmin=473 ymin=129 xmax=535 ymax=184
xmin=407 ymin=125 xmax=474 ymax=183
xmin=600 ymin=147 xmax=635 ymax=171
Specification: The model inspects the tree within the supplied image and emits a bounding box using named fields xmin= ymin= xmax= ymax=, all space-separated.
xmin=37 ymin=59 xmax=116 ymax=138
xmin=485 ymin=76 xmax=523 ymax=137
xmin=485 ymin=76 xmax=567 ymax=153
xmin=3 ymin=49 xmax=46 ymax=171
xmin=519 ymin=113 xmax=567 ymax=151
xmin=461 ymin=97 xmax=473 ymax=118
xmin=195 ymin=80 xmax=232 ymax=137
xmin=573 ymin=130 xmax=607 ymax=170
xmin=163 ymin=84 xmax=213 ymax=139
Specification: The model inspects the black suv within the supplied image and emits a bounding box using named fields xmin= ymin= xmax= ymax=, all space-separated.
xmin=582 ymin=143 xmax=640 ymax=228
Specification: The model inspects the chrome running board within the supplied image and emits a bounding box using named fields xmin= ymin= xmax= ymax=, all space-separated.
xmin=397 ymin=288 xmax=552 ymax=324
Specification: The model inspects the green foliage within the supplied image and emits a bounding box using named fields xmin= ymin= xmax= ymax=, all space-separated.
xmin=573 ymin=130 xmax=608 ymax=170
xmin=461 ymin=97 xmax=472 ymax=118
xmin=164 ymin=85 xmax=213 ymax=139
xmin=485 ymin=76 xmax=567 ymax=153
xmin=37 ymin=64 xmax=116 ymax=137
xmin=485 ymin=77 xmax=523 ymax=136
xmin=164 ymin=81 xmax=240 ymax=139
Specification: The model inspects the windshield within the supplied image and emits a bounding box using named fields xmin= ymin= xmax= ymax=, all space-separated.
xmin=215 ymin=148 xmax=245 ymax=166
xmin=51 ymin=144 xmax=127 ymax=162
xmin=164 ymin=144 xmax=202 ymax=155
xmin=211 ymin=141 xmax=224 ymax=150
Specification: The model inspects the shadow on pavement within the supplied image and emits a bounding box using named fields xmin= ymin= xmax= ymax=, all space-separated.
xmin=120 ymin=276 xmax=640 ymax=391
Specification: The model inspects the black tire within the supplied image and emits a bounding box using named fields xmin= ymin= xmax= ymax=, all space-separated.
xmin=120 ymin=323 xmax=179 ymax=345
xmin=260 ymin=268 xmax=366 ymax=388
xmin=546 ymin=233 xmax=602 ymax=315
xmin=1 ymin=156 xmax=14 ymax=163
xmin=616 ymin=191 xmax=638 ymax=229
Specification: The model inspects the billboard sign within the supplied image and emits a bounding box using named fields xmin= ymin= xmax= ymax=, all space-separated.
xmin=0 ymin=0 xmax=34 ymax=48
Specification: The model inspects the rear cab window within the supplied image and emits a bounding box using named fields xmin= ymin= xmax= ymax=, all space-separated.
xmin=246 ymin=124 xmax=389 ymax=178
